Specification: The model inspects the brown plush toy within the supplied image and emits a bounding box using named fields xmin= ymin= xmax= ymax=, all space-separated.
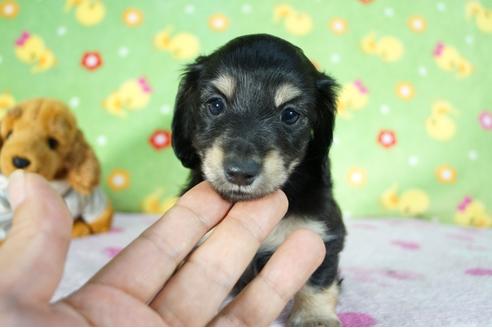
xmin=0 ymin=98 xmax=113 ymax=240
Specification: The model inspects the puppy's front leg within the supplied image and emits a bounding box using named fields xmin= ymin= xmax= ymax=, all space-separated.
xmin=287 ymin=238 xmax=342 ymax=327
xmin=287 ymin=282 xmax=340 ymax=327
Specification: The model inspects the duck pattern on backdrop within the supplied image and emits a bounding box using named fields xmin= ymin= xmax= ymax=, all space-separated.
xmin=1 ymin=0 xmax=491 ymax=227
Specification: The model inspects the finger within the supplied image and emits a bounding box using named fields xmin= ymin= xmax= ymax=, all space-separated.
xmin=211 ymin=229 xmax=326 ymax=326
xmin=82 ymin=181 xmax=232 ymax=303
xmin=0 ymin=171 xmax=72 ymax=301
xmin=151 ymin=190 xmax=288 ymax=326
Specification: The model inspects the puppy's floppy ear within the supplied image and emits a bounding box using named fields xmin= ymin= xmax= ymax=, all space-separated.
xmin=172 ymin=56 xmax=207 ymax=169
xmin=309 ymin=72 xmax=338 ymax=163
xmin=67 ymin=130 xmax=100 ymax=195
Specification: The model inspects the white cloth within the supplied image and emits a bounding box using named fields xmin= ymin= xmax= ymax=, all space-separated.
xmin=0 ymin=174 xmax=108 ymax=240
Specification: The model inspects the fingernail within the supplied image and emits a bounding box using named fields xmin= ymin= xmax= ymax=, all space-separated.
xmin=8 ymin=170 xmax=27 ymax=210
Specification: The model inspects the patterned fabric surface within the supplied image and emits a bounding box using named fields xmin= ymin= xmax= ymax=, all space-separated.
xmin=53 ymin=213 xmax=492 ymax=326
xmin=1 ymin=0 xmax=491 ymax=226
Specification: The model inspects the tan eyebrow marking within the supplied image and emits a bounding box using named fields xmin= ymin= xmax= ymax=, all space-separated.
xmin=274 ymin=83 xmax=302 ymax=107
xmin=211 ymin=74 xmax=236 ymax=99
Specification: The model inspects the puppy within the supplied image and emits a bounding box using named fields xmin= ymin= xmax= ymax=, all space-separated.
xmin=172 ymin=34 xmax=345 ymax=326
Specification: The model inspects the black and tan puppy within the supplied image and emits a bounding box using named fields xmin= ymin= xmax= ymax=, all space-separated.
xmin=172 ymin=34 xmax=346 ymax=326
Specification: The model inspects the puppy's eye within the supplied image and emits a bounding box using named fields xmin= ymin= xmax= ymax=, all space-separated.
xmin=47 ymin=137 xmax=59 ymax=150
xmin=207 ymin=97 xmax=225 ymax=116
xmin=5 ymin=131 xmax=12 ymax=139
xmin=281 ymin=107 xmax=300 ymax=125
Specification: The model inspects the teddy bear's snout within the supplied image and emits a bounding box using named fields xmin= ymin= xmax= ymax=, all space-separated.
xmin=1 ymin=130 xmax=63 ymax=179
xmin=12 ymin=156 xmax=31 ymax=169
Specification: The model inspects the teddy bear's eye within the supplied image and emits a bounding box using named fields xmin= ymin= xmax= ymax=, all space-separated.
xmin=47 ymin=137 xmax=59 ymax=150
xmin=6 ymin=131 xmax=12 ymax=139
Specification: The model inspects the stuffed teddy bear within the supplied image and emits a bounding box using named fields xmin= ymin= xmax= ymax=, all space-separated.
xmin=0 ymin=98 xmax=113 ymax=241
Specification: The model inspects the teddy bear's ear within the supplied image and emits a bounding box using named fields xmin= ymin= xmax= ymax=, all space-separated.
xmin=66 ymin=130 xmax=100 ymax=195
xmin=0 ymin=106 xmax=23 ymax=152
xmin=1 ymin=106 xmax=23 ymax=138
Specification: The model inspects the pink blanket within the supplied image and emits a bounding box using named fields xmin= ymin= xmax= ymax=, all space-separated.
xmin=54 ymin=214 xmax=492 ymax=326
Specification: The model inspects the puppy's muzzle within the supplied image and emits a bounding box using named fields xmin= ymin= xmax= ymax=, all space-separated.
xmin=224 ymin=158 xmax=261 ymax=186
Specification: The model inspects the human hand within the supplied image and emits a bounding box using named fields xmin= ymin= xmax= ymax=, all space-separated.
xmin=0 ymin=171 xmax=325 ymax=326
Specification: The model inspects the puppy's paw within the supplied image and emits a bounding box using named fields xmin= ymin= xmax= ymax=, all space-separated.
xmin=287 ymin=313 xmax=341 ymax=327
xmin=288 ymin=283 xmax=341 ymax=326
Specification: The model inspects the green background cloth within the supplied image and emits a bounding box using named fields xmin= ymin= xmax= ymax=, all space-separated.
xmin=1 ymin=0 xmax=491 ymax=227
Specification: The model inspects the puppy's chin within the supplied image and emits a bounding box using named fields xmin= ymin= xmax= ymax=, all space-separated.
xmin=217 ymin=189 xmax=269 ymax=202
xmin=210 ymin=180 xmax=279 ymax=202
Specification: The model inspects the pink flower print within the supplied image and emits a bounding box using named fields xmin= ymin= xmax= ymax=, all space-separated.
xmin=81 ymin=51 xmax=103 ymax=71
xmin=391 ymin=240 xmax=421 ymax=250
xmin=383 ymin=269 xmax=423 ymax=280
xmin=149 ymin=130 xmax=172 ymax=150
xmin=465 ymin=268 xmax=492 ymax=276
xmin=479 ymin=111 xmax=492 ymax=130
xmin=339 ymin=312 xmax=377 ymax=327
xmin=109 ymin=226 xmax=124 ymax=234
xmin=103 ymin=246 xmax=123 ymax=258
xmin=377 ymin=129 xmax=397 ymax=148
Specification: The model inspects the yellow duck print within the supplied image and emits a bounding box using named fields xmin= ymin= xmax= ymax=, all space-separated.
xmin=154 ymin=28 xmax=200 ymax=60
xmin=0 ymin=92 xmax=15 ymax=118
xmin=142 ymin=189 xmax=178 ymax=214
xmin=381 ymin=185 xmax=430 ymax=217
xmin=466 ymin=0 xmax=492 ymax=33
xmin=361 ymin=32 xmax=404 ymax=62
xmin=103 ymin=77 xmax=152 ymax=118
xmin=65 ymin=0 xmax=105 ymax=26
xmin=15 ymin=32 xmax=56 ymax=73
xmin=426 ymin=101 xmax=457 ymax=141
xmin=337 ymin=80 xmax=369 ymax=119
xmin=455 ymin=196 xmax=492 ymax=228
xmin=433 ymin=42 xmax=473 ymax=78
xmin=274 ymin=4 xmax=313 ymax=36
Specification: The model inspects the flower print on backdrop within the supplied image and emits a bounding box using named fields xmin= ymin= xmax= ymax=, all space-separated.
xmin=0 ymin=1 xmax=490 ymax=224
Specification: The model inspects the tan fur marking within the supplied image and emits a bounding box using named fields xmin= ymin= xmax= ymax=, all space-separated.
xmin=287 ymin=159 xmax=300 ymax=173
xmin=262 ymin=150 xmax=287 ymax=187
xmin=288 ymin=283 xmax=340 ymax=326
xmin=260 ymin=215 xmax=331 ymax=253
xmin=201 ymin=140 xmax=225 ymax=185
xmin=274 ymin=83 xmax=302 ymax=107
xmin=211 ymin=74 xmax=236 ymax=100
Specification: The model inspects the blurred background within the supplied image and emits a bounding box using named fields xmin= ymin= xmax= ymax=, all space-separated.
xmin=1 ymin=0 xmax=491 ymax=227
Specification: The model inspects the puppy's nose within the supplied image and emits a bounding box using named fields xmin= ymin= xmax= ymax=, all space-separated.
xmin=224 ymin=159 xmax=261 ymax=186
xmin=12 ymin=156 xmax=31 ymax=169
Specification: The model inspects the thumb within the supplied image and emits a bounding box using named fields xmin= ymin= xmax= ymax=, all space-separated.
xmin=0 ymin=171 xmax=72 ymax=302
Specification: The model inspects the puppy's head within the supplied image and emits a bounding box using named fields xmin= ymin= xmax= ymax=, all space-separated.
xmin=172 ymin=34 xmax=337 ymax=201
xmin=0 ymin=98 xmax=100 ymax=194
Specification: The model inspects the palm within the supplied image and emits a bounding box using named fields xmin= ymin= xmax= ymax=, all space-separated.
xmin=0 ymin=175 xmax=324 ymax=326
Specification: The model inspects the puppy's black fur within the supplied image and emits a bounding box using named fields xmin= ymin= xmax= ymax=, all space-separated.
xmin=172 ymin=34 xmax=346 ymax=325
